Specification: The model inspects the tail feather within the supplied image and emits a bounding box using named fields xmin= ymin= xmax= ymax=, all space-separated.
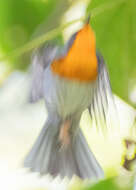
xmin=74 ymin=130 xmax=104 ymax=179
xmin=49 ymin=144 xmax=80 ymax=178
xmin=24 ymin=121 xmax=104 ymax=179
xmin=25 ymin=124 xmax=55 ymax=173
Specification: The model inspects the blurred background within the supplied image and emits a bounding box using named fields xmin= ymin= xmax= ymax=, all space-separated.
xmin=0 ymin=0 xmax=136 ymax=189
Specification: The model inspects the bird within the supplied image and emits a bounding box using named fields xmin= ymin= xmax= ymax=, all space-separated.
xmin=24 ymin=18 xmax=115 ymax=180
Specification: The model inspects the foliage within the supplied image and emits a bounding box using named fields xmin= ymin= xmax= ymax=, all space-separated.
xmin=0 ymin=0 xmax=70 ymax=69
xmin=67 ymin=176 xmax=133 ymax=190
xmin=0 ymin=1 xmax=135 ymax=189
xmin=0 ymin=1 xmax=135 ymax=103
xmin=82 ymin=177 xmax=132 ymax=190
xmin=87 ymin=0 xmax=136 ymax=106
xmin=0 ymin=0 xmax=136 ymax=102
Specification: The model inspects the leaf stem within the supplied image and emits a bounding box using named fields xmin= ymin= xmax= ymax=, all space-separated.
xmin=0 ymin=18 xmax=84 ymax=62
xmin=0 ymin=0 xmax=127 ymax=61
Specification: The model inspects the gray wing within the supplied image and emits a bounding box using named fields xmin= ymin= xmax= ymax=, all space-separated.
xmin=29 ymin=32 xmax=77 ymax=103
xmin=29 ymin=43 xmax=58 ymax=102
xmin=88 ymin=52 xmax=118 ymax=131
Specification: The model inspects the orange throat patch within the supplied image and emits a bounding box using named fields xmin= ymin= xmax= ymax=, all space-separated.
xmin=51 ymin=24 xmax=98 ymax=82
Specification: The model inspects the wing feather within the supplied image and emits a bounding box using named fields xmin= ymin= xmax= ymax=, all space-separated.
xmin=29 ymin=44 xmax=58 ymax=102
xmin=88 ymin=52 xmax=118 ymax=131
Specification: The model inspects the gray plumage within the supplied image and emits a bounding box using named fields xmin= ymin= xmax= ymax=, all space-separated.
xmin=29 ymin=43 xmax=58 ymax=102
xmin=88 ymin=52 xmax=117 ymax=131
xmin=29 ymin=33 xmax=77 ymax=103
xmin=24 ymin=115 xmax=104 ymax=179
xmin=24 ymin=33 xmax=115 ymax=179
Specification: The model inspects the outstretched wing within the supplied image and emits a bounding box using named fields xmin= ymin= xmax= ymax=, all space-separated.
xmin=29 ymin=32 xmax=77 ymax=103
xmin=88 ymin=52 xmax=118 ymax=131
xmin=29 ymin=43 xmax=58 ymax=102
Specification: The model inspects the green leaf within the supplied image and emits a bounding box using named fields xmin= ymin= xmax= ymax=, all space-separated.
xmin=0 ymin=0 xmax=70 ymax=70
xmin=82 ymin=177 xmax=132 ymax=190
xmin=87 ymin=0 xmax=136 ymax=106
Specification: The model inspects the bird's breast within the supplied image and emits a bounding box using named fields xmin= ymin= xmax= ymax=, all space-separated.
xmin=43 ymin=67 xmax=96 ymax=119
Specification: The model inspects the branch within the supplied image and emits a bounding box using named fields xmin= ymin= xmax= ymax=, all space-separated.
xmin=0 ymin=0 xmax=126 ymax=61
